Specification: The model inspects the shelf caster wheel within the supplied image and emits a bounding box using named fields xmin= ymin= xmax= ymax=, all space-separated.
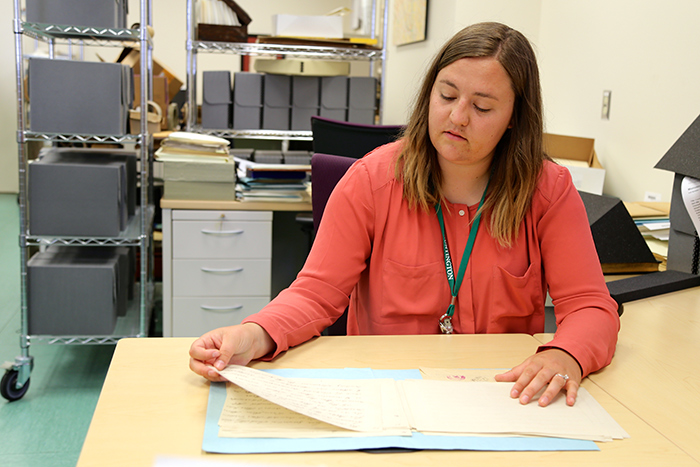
xmin=1 ymin=369 xmax=30 ymax=402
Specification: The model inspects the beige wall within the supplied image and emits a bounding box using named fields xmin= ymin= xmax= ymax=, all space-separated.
xmin=537 ymin=0 xmax=700 ymax=201
xmin=0 ymin=1 xmax=17 ymax=193
xmin=1 ymin=0 xmax=699 ymax=203
xmin=381 ymin=0 xmax=542 ymax=124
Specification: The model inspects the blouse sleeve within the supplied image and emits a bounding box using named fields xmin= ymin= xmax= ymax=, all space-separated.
xmin=536 ymin=165 xmax=620 ymax=377
xmin=242 ymin=159 xmax=376 ymax=357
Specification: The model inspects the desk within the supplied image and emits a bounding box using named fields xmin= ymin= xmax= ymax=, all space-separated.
xmin=161 ymin=198 xmax=311 ymax=337
xmin=537 ymin=286 xmax=700 ymax=463
xmin=77 ymin=334 xmax=699 ymax=466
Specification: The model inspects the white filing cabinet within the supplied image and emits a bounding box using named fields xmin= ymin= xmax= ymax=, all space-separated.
xmin=162 ymin=209 xmax=273 ymax=337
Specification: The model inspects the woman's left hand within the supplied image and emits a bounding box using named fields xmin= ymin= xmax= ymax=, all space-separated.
xmin=495 ymin=348 xmax=582 ymax=407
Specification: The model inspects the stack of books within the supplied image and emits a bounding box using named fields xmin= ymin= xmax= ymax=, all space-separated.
xmin=235 ymin=157 xmax=310 ymax=203
xmin=155 ymin=132 xmax=236 ymax=200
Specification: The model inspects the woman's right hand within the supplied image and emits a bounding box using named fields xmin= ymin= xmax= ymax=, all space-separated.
xmin=188 ymin=323 xmax=275 ymax=381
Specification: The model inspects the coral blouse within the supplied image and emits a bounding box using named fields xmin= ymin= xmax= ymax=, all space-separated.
xmin=244 ymin=141 xmax=619 ymax=377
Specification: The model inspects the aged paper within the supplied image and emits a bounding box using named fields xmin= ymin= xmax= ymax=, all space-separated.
xmin=215 ymin=365 xmax=628 ymax=442
xmin=218 ymin=383 xmax=410 ymax=438
xmin=400 ymin=380 xmax=629 ymax=442
xmin=216 ymin=365 xmax=410 ymax=434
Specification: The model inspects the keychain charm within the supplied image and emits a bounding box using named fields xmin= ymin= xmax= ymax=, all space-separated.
xmin=439 ymin=314 xmax=454 ymax=334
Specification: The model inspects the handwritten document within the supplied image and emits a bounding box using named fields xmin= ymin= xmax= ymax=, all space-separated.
xmin=216 ymin=365 xmax=411 ymax=436
xmin=214 ymin=365 xmax=628 ymax=442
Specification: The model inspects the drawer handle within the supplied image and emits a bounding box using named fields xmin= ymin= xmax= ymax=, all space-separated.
xmin=201 ymin=229 xmax=244 ymax=236
xmin=200 ymin=267 xmax=244 ymax=274
xmin=200 ymin=305 xmax=244 ymax=312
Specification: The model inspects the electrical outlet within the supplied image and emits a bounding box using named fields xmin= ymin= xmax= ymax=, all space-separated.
xmin=644 ymin=191 xmax=662 ymax=202
xmin=601 ymin=90 xmax=611 ymax=120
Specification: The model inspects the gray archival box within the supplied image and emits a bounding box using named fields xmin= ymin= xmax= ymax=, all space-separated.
xmin=28 ymin=250 xmax=120 ymax=335
xmin=233 ymin=72 xmax=263 ymax=130
xmin=291 ymin=76 xmax=320 ymax=131
xmin=26 ymin=0 xmax=128 ymax=29
xmin=201 ymin=71 xmax=232 ymax=129
xmin=320 ymin=76 xmax=349 ymax=122
xmin=29 ymin=148 xmax=135 ymax=237
xmin=28 ymin=57 xmax=131 ymax=135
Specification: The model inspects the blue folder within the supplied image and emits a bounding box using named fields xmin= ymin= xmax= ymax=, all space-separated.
xmin=202 ymin=368 xmax=599 ymax=454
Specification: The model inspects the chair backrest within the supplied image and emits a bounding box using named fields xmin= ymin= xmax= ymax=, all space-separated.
xmin=311 ymin=153 xmax=357 ymax=234
xmin=310 ymin=153 xmax=358 ymax=336
xmin=311 ymin=116 xmax=404 ymax=159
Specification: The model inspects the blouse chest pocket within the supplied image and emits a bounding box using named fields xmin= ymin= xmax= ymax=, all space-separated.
xmin=488 ymin=263 xmax=544 ymax=329
xmin=379 ymin=258 xmax=446 ymax=320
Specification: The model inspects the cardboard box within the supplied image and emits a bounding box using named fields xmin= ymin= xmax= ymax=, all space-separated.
xmin=291 ymin=76 xmax=320 ymax=131
xmin=543 ymin=133 xmax=606 ymax=195
xmin=29 ymin=149 xmax=131 ymax=237
xmin=262 ymin=74 xmax=291 ymax=131
xmin=201 ymin=71 xmax=232 ymax=129
xmin=320 ymin=76 xmax=349 ymax=121
xmin=655 ymin=113 xmax=700 ymax=274
xmin=28 ymin=58 xmax=131 ymax=135
xmin=26 ymin=0 xmax=128 ymax=29
xmin=27 ymin=250 xmax=119 ymax=335
xmin=232 ymin=72 xmax=263 ymax=130
xmin=347 ymin=77 xmax=377 ymax=125
xmin=254 ymin=59 xmax=350 ymax=76
xmin=272 ymin=14 xmax=343 ymax=39
xmin=116 ymin=48 xmax=184 ymax=102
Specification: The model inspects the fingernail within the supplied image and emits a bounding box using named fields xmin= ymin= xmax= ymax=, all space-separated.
xmin=511 ymin=388 xmax=519 ymax=398
xmin=215 ymin=360 xmax=225 ymax=370
xmin=520 ymin=394 xmax=529 ymax=404
xmin=539 ymin=396 xmax=549 ymax=406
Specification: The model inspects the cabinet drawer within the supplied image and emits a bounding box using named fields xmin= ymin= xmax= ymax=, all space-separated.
xmin=172 ymin=297 xmax=269 ymax=337
xmin=173 ymin=220 xmax=271 ymax=259
xmin=173 ymin=259 xmax=270 ymax=296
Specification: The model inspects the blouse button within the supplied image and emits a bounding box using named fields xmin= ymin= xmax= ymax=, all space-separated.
xmin=458 ymin=210 xmax=465 ymax=217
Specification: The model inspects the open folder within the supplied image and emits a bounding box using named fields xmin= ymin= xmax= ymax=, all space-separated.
xmin=202 ymin=366 xmax=628 ymax=454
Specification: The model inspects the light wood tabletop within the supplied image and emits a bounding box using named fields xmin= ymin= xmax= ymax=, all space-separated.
xmin=160 ymin=198 xmax=312 ymax=212
xmin=76 ymin=333 xmax=699 ymax=466
xmin=537 ymin=285 xmax=700 ymax=464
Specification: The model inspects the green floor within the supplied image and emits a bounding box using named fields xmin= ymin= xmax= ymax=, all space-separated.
xmin=0 ymin=193 xmax=116 ymax=467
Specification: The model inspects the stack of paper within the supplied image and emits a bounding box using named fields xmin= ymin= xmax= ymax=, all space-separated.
xmin=235 ymin=157 xmax=310 ymax=203
xmin=214 ymin=365 xmax=629 ymax=443
xmin=156 ymin=132 xmax=235 ymax=200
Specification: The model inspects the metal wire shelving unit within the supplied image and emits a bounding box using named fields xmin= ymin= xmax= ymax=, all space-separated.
xmin=183 ymin=0 xmax=390 ymax=143
xmin=1 ymin=0 xmax=156 ymax=402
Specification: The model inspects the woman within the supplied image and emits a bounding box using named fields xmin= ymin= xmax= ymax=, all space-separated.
xmin=190 ymin=22 xmax=620 ymax=408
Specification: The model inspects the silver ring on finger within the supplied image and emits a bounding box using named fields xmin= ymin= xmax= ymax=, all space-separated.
xmin=554 ymin=373 xmax=569 ymax=382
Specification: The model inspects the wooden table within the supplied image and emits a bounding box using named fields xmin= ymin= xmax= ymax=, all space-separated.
xmin=77 ymin=334 xmax=699 ymax=466
xmin=537 ymin=286 xmax=700 ymax=464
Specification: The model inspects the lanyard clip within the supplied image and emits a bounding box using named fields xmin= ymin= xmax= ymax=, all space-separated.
xmin=439 ymin=314 xmax=454 ymax=334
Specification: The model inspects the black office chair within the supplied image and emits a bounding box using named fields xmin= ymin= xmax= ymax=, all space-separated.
xmin=310 ymin=116 xmax=404 ymax=159
xmin=297 ymin=116 xmax=405 ymax=245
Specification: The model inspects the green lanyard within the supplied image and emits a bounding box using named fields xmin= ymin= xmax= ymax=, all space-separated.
xmin=435 ymin=179 xmax=490 ymax=334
